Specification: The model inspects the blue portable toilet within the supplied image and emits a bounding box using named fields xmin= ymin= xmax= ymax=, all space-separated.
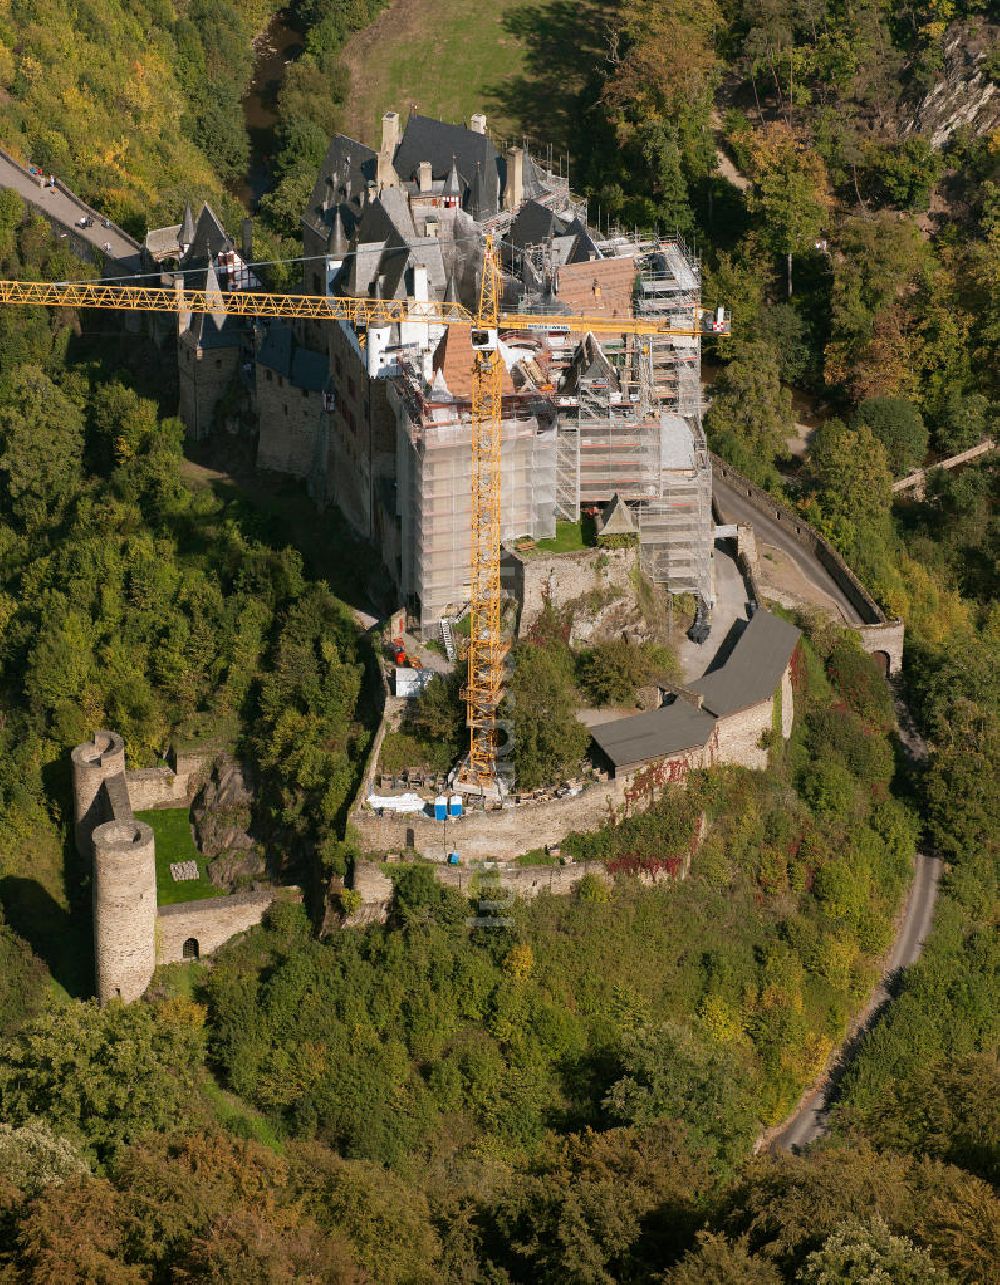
xmin=448 ymin=851 xmax=460 ymax=866
xmin=448 ymin=794 xmax=463 ymax=817
xmin=433 ymin=795 xmax=448 ymax=821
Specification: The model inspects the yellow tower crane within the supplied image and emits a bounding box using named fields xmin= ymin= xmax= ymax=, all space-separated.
xmin=0 ymin=237 xmax=728 ymax=788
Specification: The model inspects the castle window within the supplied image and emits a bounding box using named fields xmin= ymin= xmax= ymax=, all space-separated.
xmin=266 ymin=369 xmax=272 ymax=382
xmin=278 ymin=375 xmax=284 ymax=387
xmin=182 ymin=938 xmax=199 ymax=960
xmin=216 ymin=359 xmax=222 ymax=369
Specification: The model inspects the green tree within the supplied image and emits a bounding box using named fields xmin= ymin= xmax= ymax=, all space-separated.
xmin=853 ymin=397 xmax=928 ymax=476
xmin=802 ymin=418 xmax=894 ymax=584
xmin=746 ymin=123 xmax=830 ymax=297
xmin=0 ymin=1000 xmax=205 ymax=1164
xmin=0 ymin=365 xmax=84 ymax=534
xmin=506 ymin=644 xmax=589 ymax=790
xmin=705 ymin=339 xmax=793 ymax=486
xmin=799 ymin=1215 xmax=955 ymax=1283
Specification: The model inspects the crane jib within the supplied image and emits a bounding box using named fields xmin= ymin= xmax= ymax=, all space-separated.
xmin=0 ymin=280 xmax=709 ymax=338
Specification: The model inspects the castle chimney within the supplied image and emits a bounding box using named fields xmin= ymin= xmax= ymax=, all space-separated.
xmin=504 ymin=145 xmax=524 ymax=212
xmin=382 ymin=110 xmax=400 ymax=155
xmin=470 ymin=112 xmax=487 ymax=135
xmin=377 ymin=147 xmax=398 ymax=190
xmin=417 ymin=160 xmax=433 ymax=194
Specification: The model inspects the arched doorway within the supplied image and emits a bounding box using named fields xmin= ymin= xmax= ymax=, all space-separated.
xmin=182 ymin=937 xmax=199 ymax=960
xmin=872 ymin=651 xmax=890 ymax=677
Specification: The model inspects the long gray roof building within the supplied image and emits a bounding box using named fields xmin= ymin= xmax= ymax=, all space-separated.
xmin=589 ymin=609 xmax=801 ymax=775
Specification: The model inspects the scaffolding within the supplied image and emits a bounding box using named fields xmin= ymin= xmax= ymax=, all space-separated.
xmin=546 ymin=237 xmax=713 ymax=602
xmin=391 ymin=370 xmax=556 ymax=632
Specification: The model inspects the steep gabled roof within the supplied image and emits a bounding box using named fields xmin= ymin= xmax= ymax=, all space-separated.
xmin=305 ymin=134 xmax=376 ymax=235
xmin=394 ymin=112 xmax=501 ymax=212
xmin=509 ymin=199 xmax=564 ymax=249
xmin=379 ymin=234 xmax=447 ymax=300
xmin=182 ymin=203 xmax=232 ymax=269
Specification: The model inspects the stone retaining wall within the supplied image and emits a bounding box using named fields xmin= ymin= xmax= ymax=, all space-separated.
xmin=509 ymin=544 xmax=636 ymax=635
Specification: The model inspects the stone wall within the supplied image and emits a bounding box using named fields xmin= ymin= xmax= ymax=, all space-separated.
xmin=711 ymin=697 xmax=772 ymax=772
xmin=435 ymin=858 xmax=613 ymax=899
xmin=711 ymin=454 xmax=905 ymax=673
xmin=123 ymin=746 xmax=213 ymax=811
xmin=178 ymin=336 xmax=240 ymax=440
xmin=353 ymin=777 xmax=626 ymax=862
xmin=511 ymin=544 xmax=637 ymax=636
xmin=156 ymin=889 xmax=299 ymax=965
xmin=256 ymin=371 xmax=324 ymax=478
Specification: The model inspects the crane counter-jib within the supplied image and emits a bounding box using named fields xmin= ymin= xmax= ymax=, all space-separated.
xmin=0 ymin=279 xmax=720 ymax=338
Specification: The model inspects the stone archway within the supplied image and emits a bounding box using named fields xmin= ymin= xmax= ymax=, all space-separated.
xmin=182 ymin=937 xmax=199 ymax=960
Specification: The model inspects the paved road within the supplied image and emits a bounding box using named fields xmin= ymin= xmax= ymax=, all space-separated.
xmin=770 ymin=850 xmax=941 ymax=1152
xmin=0 ymin=150 xmax=142 ymax=271
xmin=713 ymin=474 xmax=863 ymax=625
xmin=676 ymin=537 xmax=753 ymax=682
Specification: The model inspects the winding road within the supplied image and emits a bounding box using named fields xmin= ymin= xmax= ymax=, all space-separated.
xmin=714 ymin=474 xmax=863 ymax=625
xmin=768 ymin=850 xmax=941 ymax=1152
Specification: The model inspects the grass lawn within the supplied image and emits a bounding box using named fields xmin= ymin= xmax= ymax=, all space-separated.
xmin=526 ymin=518 xmax=593 ymax=555
xmin=338 ymin=0 xmax=610 ymax=152
xmin=136 ymin=809 xmax=223 ymax=906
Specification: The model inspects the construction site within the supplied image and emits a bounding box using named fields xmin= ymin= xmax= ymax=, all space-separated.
xmin=67 ymin=101 xmax=895 ymax=821
xmin=158 ymin=108 xmax=721 ymax=646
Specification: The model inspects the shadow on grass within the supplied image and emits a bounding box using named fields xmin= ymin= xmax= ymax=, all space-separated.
xmin=0 ymin=875 xmax=92 ymax=999
xmin=486 ymin=0 xmax=611 ymax=156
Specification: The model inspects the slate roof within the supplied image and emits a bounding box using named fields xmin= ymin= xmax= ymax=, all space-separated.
xmin=394 ymin=113 xmax=501 ymax=214
xmin=590 ymin=701 xmax=717 ymax=771
xmin=257 ymin=322 xmax=328 ymax=392
xmin=305 ymin=134 xmax=376 ymax=236
xmin=690 ymin=610 xmax=800 ymax=717
xmin=181 ymin=204 xmax=232 ymax=274
xmin=380 ymin=234 xmax=447 ymax=300
xmin=510 ymin=199 xmax=563 ymax=249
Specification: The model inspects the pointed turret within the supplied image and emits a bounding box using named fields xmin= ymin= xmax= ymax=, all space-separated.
xmin=180 ymin=202 xmax=195 ymax=251
xmin=204 ymin=259 xmax=227 ymax=330
xmin=443 ymin=155 xmax=461 ymax=199
xmin=327 ymin=205 xmax=347 ymax=257
xmin=470 ymin=160 xmax=492 ymax=221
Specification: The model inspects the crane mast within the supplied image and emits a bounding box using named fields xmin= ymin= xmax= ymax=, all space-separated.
xmin=0 ymin=255 xmax=729 ymax=791
xmin=465 ymin=237 xmax=505 ymax=787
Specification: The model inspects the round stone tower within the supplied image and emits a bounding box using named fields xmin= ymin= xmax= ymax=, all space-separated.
xmin=91 ymin=818 xmax=157 ymax=1003
xmin=70 ymin=731 xmax=125 ymax=856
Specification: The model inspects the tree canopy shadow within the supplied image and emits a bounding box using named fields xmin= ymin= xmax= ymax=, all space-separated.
xmin=486 ymin=0 xmax=613 ymax=157
xmin=0 ymin=874 xmax=92 ymax=999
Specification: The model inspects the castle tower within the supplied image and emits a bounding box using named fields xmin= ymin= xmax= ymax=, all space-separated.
xmin=70 ymin=731 xmax=125 ymax=857
xmin=92 ymin=818 xmax=157 ymax=1003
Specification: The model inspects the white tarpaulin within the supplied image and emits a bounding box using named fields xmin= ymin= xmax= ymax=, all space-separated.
xmin=367 ymin=792 xmax=428 ymax=814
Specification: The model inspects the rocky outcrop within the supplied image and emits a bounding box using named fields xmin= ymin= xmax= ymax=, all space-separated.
xmin=192 ymin=756 xmax=262 ymax=889
xmin=901 ymin=21 xmax=999 ymax=148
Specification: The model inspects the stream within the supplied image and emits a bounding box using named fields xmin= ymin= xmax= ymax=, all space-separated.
xmin=235 ymin=12 xmax=304 ymax=209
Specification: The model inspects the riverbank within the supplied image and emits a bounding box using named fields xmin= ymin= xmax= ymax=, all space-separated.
xmin=235 ymin=11 xmax=305 ymax=208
